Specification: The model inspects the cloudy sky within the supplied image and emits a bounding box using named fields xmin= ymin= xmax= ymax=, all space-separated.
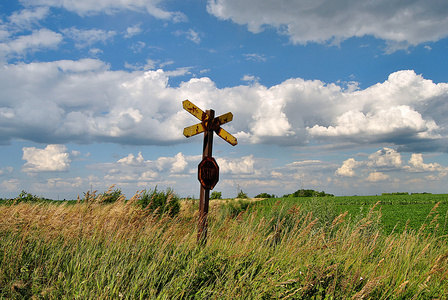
xmin=1 ymin=0 xmax=448 ymax=199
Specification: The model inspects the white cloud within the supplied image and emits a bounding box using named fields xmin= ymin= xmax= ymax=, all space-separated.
xmin=1 ymin=179 xmax=19 ymax=192
xmin=405 ymin=154 xmax=447 ymax=175
xmin=174 ymin=29 xmax=202 ymax=44
xmin=243 ymin=53 xmax=267 ymax=62
xmin=335 ymin=148 xmax=448 ymax=184
xmin=129 ymin=41 xmax=146 ymax=54
xmin=367 ymin=148 xmax=402 ymax=170
xmin=155 ymin=153 xmax=189 ymax=174
xmin=62 ymin=27 xmax=116 ymax=48
xmin=0 ymin=60 xmax=447 ymax=151
xmin=216 ymin=155 xmax=255 ymax=174
xmin=0 ymin=28 xmax=62 ymax=57
xmin=22 ymin=144 xmax=71 ymax=173
xmin=207 ymin=0 xmax=448 ymax=50
xmin=118 ymin=152 xmax=145 ymax=166
xmin=241 ymin=74 xmax=259 ymax=84
xmin=335 ymin=158 xmax=360 ymax=177
xmin=0 ymin=167 xmax=14 ymax=177
xmin=9 ymin=7 xmax=49 ymax=29
xmin=124 ymin=24 xmax=143 ymax=38
xmin=20 ymin=0 xmax=187 ymax=21
xmin=365 ymin=172 xmax=390 ymax=182
xmin=308 ymin=106 xmax=439 ymax=140
xmin=88 ymin=48 xmax=103 ymax=56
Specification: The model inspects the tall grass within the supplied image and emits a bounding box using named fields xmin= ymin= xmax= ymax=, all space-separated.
xmin=1 ymin=194 xmax=448 ymax=299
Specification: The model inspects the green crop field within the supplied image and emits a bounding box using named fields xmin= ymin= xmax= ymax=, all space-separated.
xmin=254 ymin=194 xmax=448 ymax=236
xmin=1 ymin=193 xmax=448 ymax=299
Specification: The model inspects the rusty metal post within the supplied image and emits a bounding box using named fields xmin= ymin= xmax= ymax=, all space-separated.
xmin=198 ymin=109 xmax=214 ymax=244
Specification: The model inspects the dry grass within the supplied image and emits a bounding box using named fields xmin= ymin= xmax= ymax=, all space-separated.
xmin=1 ymin=194 xmax=448 ymax=299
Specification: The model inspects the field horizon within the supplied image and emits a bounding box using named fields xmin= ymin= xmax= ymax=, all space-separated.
xmin=1 ymin=192 xmax=448 ymax=299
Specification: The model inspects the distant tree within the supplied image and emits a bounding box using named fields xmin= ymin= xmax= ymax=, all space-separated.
xmin=210 ymin=191 xmax=222 ymax=200
xmin=237 ymin=190 xmax=249 ymax=199
xmin=382 ymin=192 xmax=409 ymax=196
xmin=283 ymin=189 xmax=334 ymax=198
xmin=254 ymin=192 xmax=275 ymax=199
xmin=14 ymin=190 xmax=50 ymax=203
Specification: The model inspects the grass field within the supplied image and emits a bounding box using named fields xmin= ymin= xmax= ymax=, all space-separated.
xmin=1 ymin=193 xmax=448 ymax=299
xmin=253 ymin=194 xmax=448 ymax=236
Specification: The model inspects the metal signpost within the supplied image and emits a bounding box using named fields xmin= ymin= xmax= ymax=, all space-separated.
xmin=182 ymin=100 xmax=237 ymax=244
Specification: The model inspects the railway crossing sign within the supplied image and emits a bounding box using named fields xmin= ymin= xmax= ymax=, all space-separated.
xmin=182 ymin=99 xmax=238 ymax=244
xmin=183 ymin=100 xmax=237 ymax=146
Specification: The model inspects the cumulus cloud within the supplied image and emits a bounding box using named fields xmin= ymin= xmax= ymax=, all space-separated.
xmin=308 ymin=106 xmax=439 ymax=141
xmin=366 ymin=148 xmax=403 ymax=170
xmin=207 ymin=0 xmax=448 ymax=51
xmin=0 ymin=28 xmax=62 ymax=57
xmin=22 ymin=144 xmax=71 ymax=173
xmin=335 ymin=158 xmax=360 ymax=177
xmin=335 ymin=148 xmax=447 ymax=182
xmin=0 ymin=59 xmax=447 ymax=152
xmin=365 ymin=172 xmax=390 ymax=182
xmin=87 ymin=151 xmax=202 ymax=191
xmin=404 ymin=154 xmax=447 ymax=175
xmin=118 ymin=152 xmax=145 ymax=166
xmin=216 ymin=155 xmax=255 ymax=174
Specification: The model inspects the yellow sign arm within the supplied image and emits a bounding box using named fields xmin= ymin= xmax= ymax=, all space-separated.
xmin=217 ymin=112 xmax=233 ymax=126
xmin=183 ymin=122 xmax=206 ymax=138
xmin=183 ymin=100 xmax=208 ymax=121
xmin=216 ymin=127 xmax=238 ymax=146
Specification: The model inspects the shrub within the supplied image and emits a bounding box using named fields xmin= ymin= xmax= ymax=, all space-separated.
xmin=210 ymin=191 xmax=222 ymax=200
xmin=254 ymin=192 xmax=275 ymax=198
xmin=137 ymin=187 xmax=180 ymax=217
xmin=283 ymin=189 xmax=334 ymax=198
xmin=99 ymin=188 xmax=124 ymax=204
xmin=237 ymin=190 xmax=248 ymax=199
xmin=14 ymin=190 xmax=49 ymax=203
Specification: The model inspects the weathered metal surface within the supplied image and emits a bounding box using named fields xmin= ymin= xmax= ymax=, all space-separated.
xmin=198 ymin=157 xmax=219 ymax=190
xmin=182 ymin=100 xmax=238 ymax=245
xmin=183 ymin=122 xmax=205 ymax=137
xmin=183 ymin=100 xmax=208 ymax=121
xmin=217 ymin=112 xmax=233 ymax=125
xmin=216 ymin=127 xmax=238 ymax=146
xmin=183 ymin=100 xmax=237 ymax=146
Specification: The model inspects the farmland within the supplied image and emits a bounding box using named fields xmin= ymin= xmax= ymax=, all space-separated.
xmin=1 ymin=192 xmax=448 ymax=299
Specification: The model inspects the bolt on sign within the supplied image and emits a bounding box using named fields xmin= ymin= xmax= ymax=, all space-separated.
xmin=182 ymin=99 xmax=237 ymax=244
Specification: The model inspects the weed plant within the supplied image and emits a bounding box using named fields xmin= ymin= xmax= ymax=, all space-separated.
xmin=1 ymin=192 xmax=448 ymax=299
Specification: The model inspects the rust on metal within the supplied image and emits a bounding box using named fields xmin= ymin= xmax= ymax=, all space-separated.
xmin=182 ymin=100 xmax=238 ymax=245
xmin=217 ymin=112 xmax=233 ymax=125
xmin=198 ymin=157 xmax=219 ymax=190
xmin=183 ymin=100 xmax=209 ymax=121
xmin=183 ymin=122 xmax=205 ymax=137
xmin=215 ymin=127 xmax=238 ymax=146
xmin=183 ymin=99 xmax=237 ymax=146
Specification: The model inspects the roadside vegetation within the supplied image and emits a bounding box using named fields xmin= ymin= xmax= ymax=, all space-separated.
xmin=1 ymin=189 xmax=448 ymax=298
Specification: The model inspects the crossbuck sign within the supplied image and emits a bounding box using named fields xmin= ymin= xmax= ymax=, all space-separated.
xmin=182 ymin=100 xmax=237 ymax=244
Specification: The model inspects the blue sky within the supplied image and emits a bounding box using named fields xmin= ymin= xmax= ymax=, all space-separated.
xmin=1 ymin=0 xmax=448 ymax=199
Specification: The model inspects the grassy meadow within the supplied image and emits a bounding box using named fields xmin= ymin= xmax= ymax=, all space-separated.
xmin=1 ymin=192 xmax=448 ymax=299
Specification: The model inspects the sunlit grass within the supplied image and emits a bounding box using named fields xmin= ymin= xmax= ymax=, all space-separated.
xmin=1 ymin=194 xmax=448 ymax=299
